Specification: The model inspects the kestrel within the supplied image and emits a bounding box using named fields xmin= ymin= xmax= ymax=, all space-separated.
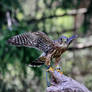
xmin=8 ymin=32 xmax=77 ymax=72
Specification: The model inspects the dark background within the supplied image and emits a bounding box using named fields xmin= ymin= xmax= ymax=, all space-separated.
xmin=0 ymin=0 xmax=92 ymax=92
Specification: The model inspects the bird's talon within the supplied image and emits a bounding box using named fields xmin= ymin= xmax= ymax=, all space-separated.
xmin=60 ymin=72 xmax=63 ymax=75
xmin=55 ymin=65 xmax=61 ymax=70
xmin=56 ymin=69 xmax=63 ymax=74
xmin=55 ymin=65 xmax=63 ymax=74
xmin=56 ymin=68 xmax=60 ymax=72
xmin=47 ymin=67 xmax=54 ymax=72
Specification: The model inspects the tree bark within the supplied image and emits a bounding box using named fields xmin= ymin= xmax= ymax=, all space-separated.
xmin=46 ymin=70 xmax=91 ymax=92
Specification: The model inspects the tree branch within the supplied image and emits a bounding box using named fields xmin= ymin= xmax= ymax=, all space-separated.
xmin=6 ymin=11 xmax=12 ymax=30
xmin=47 ymin=28 xmax=75 ymax=35
xmin=27 ymin=8 xmax=87 ymax=24
xmin=46 ymin=70 xmax=91 ymax=92
xmin=68 ymin=42 xmax=92 ymax=51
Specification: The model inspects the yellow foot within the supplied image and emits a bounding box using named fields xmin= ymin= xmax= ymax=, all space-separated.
xmin=55 ymin=65 xmax=63 ymax=75
xmin=47 ymin=67 xmax=54 ymax=72
xmin=56 ymin=68 xmax=63 ymax=74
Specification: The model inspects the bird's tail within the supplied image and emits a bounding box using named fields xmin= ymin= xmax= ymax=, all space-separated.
xmin=27 ymin=58 xmax=45 ymax=67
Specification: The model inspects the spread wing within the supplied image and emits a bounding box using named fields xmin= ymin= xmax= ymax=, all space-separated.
xmin=8 ymin=32 xmax=54 ymax=53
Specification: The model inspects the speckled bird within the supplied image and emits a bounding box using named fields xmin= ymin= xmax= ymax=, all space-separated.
xmin=8 ymin=32 xmax=77 ymax=70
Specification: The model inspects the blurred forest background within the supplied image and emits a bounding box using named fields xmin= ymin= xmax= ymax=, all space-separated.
xmin=0 ymin=0 xmax=92 ymax=92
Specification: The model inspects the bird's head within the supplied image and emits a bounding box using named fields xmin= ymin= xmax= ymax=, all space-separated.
xmin=57 ymin=35 xmax=78 ymax=48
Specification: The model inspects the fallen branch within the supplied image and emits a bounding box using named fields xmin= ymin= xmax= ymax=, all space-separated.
xmin=27 ymin=8 xmax=87 ymax=24
xmin=46 ymin=70 xmax=91 ymax=92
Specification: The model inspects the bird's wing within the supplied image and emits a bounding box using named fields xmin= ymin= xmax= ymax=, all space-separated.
xmin=8 ymin=32 xmax=54 ymax=52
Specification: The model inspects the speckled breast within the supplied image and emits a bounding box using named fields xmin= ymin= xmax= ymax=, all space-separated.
xmin=52 ymin=47 xmax=66 ymax=58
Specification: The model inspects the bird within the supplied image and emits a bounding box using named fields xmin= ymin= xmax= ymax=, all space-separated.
xmin=8 ymin=31 xmax=77 ymax=72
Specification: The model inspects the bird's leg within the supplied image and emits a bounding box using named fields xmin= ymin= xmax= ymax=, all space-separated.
xmin=45 ymin=54 xmax=54 ymax=72
xmin=46 ymin=65 xmax=54 ymax=72
xmin=55 ymin=57 xmax=63 ymax=74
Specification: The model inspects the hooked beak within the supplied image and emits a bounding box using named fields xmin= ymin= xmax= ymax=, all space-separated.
xmin=67 ymin=35 xmax=78 ymax=45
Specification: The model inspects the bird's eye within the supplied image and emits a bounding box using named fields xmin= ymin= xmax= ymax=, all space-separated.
xmin=62 ymin=38 xmax=66 ymax=42
xmin=60 ymin=38 xmax=62 ymax=41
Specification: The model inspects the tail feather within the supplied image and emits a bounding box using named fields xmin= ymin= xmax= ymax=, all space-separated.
xmin=27 ymin=58 xmax=45 ymax=67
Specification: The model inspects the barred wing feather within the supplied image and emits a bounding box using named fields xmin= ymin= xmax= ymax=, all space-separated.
xmin=8 ymin=32 xmax=54 ymax=53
